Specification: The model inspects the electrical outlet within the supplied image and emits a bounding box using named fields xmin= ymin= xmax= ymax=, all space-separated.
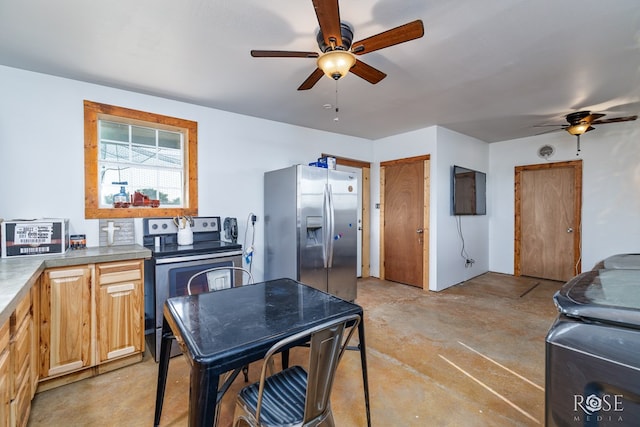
xmin=465 ymin=259 xmax=475 ymax=267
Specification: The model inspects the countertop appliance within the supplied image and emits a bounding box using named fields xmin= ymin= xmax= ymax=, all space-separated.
xmin=143 ymin=216 xmax=243 ymax=361
xmin=264 ymin=164 xmax=358 ymax=301
xmin=546 ymin=269 xmax=640 ymax=425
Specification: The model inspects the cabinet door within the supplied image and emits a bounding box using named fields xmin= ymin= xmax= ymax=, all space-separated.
xmin=96 ymin=261 xmax=144 ymax=362
xmin=9 ymin=328 xmax=30 ymax=427
xmin=41 ymin=267 xmax=92 ymax=378
xmin=29 ymin=283 xmax=39 ymax=398
xmin=0 ymin=320 xmax=10 ymax=427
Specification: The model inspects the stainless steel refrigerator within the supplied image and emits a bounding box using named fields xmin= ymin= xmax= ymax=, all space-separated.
xmin=264 ymin=164 xmax=358 ymax=301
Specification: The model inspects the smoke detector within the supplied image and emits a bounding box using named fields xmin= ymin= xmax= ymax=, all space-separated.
xmin=537 ymin=144 xmax=555 ymax=160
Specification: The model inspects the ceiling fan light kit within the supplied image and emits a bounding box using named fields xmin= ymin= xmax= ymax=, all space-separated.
xmin=566 ymin=123 xmax=592 ymax=135
xmin=317 ymin=50 xmax=356 ymax=80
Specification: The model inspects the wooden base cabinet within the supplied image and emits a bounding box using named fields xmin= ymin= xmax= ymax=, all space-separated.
xmin=96 ymin=260 xmax=144 ymax=362
xmin=39 ymin=260 xmax=144 ymax=391
xmin=4 ymin=290 xmax=35 ymax=427
xmin=40 ymin=267 xmax=92 ymax=379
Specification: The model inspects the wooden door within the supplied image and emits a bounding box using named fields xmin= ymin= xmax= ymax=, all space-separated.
xmin=40 ymin=267 xmax=92 ymax=378
xmin=96 ymin=261 xmax=144 ymax=362
xmin=515 ymin=160 xmax=582 ymax=281
xmin=381 ymin=155 xmax=430 ymax=288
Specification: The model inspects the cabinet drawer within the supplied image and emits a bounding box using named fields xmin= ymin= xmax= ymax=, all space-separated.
xmin=10 ymin=378 xmax=30 ymax=427
xmin=11 ymin=316 xmax=30 ymax=398
xmin=97 ymin=261 xmax=142 ymax=285
xmin=0 ymin=320 xmax=8 ymax=352
xmin=13 ymin=295 xmax=30 ymax=329
xmin=0 ymin=350 xmax=9 ymax=427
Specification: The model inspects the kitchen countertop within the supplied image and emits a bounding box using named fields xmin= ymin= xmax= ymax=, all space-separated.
xmin=0 ymin=244 xmax=151 ymax=327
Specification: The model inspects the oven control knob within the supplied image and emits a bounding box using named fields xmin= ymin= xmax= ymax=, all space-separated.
xmin=152 ymin=224 xmax=158 ymax=230
xmin=162 ymin=223 xmax=168 ymax=229
xmin=203 ymin=222 xmax=208 ymax=227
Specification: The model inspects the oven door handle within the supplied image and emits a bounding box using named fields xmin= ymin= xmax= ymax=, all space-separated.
xmin=153 ymin=250 xmax=244 ymax=265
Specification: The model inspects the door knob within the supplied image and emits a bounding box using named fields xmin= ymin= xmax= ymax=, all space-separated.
xmin=416 ymin=228 xmax=424 ymax=234
xmin=567 ymin=227 xmax=574 ymax=233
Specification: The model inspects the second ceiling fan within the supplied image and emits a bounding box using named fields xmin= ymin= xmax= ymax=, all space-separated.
xmin=250 ymin=0 xmax=424 ymax=90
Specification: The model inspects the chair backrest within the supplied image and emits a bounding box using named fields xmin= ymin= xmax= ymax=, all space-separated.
xmin=186 ymin=266 xmax=254 ymax=295
xmin=255 ymin=313 xmax=361 ymax=425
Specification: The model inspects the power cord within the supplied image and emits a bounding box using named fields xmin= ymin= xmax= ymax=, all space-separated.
xmin=243 ymin=213 xmax=257 ymax=272
xmin=456 ymin=215 xmax=475 ymax=268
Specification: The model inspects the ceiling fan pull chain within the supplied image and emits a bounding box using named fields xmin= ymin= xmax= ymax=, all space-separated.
xmin=334 ymin=80 xmax=340 ymax=122
xmin=576 ymin=134 xmax=581 ymax=156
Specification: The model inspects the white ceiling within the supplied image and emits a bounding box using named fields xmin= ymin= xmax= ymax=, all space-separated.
xmin=1 ymin=0 xmax=639 ymax=142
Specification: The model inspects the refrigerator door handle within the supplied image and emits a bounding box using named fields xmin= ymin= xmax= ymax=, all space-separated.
xmin=327 ymin=183 xmax=335 ymax=268
xmin=323 ymin=184 xmax=330 ymax=268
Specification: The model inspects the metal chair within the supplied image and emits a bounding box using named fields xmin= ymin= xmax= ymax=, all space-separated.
xmin=186 ymin=265 xmax=254 ymax=295
xmin=233 ymin=313 xmax=361 ymax=427
xmin=186 ymin=266 xmax=254 ymax=384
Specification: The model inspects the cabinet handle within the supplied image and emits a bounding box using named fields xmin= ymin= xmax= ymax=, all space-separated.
xmin=107 ymin=283 xmax=135 ymax=294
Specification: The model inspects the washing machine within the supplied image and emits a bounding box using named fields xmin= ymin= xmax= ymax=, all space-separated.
xmin=546 ymin=268 xmax=640 ymax=426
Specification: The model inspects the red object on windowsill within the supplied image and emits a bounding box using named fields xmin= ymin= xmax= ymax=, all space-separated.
xmin=131 ymin=191 xmax=160 ymax=208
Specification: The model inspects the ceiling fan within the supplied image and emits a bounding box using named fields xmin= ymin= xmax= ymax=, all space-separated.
xmin=250 ymin=0 xmax=424 ymax=91
xmin=537 ymin=111 xmax=638 ymax=154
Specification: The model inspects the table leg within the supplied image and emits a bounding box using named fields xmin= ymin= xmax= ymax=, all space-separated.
xmin=358 ymin=318 xmax=371 ymax=427
xmin=190 ymin=365 xmax=220 ymax=427
xmin=154 ymin=319 xmax=174 ymax=426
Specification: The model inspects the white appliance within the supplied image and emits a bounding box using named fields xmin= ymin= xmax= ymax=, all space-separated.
xmin=264 ymin=165 xmax=358 ymax=301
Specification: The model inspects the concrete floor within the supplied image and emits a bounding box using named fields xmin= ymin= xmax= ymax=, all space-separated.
xmin=28 ymin=273 xmax=561 ymax=426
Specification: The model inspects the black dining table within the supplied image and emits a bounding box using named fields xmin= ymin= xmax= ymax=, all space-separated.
xmin=153 ymin=277 xmax=371 ymax=427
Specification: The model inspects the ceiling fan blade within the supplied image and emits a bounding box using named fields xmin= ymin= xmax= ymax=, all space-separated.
xmin=298 ymin=68 xmax=325 ymax=91
xmin=350 ymin=59 xmax=387 ymax=84
xmin=312 ymin=0 xmax=343 ymax=47
xmin=584 ymin=113 xmax=605 ymax=123
xmin=351 ymin=20 xmax=424 ymax=55
xmin=251 ymin=50 xmax=319 ymax=58
xmin=591 ymin=115 xmax=638 ymax=125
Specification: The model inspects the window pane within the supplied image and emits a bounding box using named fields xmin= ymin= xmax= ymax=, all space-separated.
xmin=157 ymin=147 xmax=182 ymax=167
xmin=99 ymin=141 xmax=129 ymax=161
xmin=159 ymin=130 xmax=181 ymax=149
xmin=131 ymin=145 xmax=158 ymax=165
xmin=132 ymin=126 xmax=156 ymax=146
xmin=101 ymin=121 xmax=129 ymax=142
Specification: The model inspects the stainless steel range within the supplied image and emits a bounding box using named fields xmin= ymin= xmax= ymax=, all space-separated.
xmin=143 ymin=216 xmax=243 ymax=361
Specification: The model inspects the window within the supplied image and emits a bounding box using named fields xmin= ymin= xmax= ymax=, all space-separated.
xmin=84 ymin=100 xmax=198 ymax=218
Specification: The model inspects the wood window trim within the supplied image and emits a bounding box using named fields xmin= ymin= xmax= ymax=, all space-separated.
xmin=84 ymin=100 xmax=198 ymax=219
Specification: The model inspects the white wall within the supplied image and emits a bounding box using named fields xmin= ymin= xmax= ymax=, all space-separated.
xmin=434 ymin=127 xmax=489 ymax=290
xmin=370 ymin=126 xmax=437 ymax=284
xmin=2 ymin=65 xmax=636 ymax=287
xmin=0 ymin=65 xmax=373 ymax=281
xmin=489 ymin=123 xmax=640 ymax=274
xmin=370 ymin=126 xmax=489 ymax=291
